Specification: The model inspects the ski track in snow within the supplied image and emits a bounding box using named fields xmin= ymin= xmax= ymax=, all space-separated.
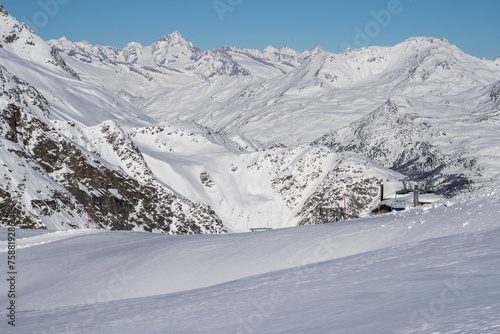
xmin=0 ymin=229 xmax=102 ymax=252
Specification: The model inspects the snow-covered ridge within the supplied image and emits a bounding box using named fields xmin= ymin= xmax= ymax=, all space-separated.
xmin=48 ymin=31 xmax=250 ymax=99
xmin=0 ymin=5 xmax=77 ymax=77
xmin=135 ymin=35 xmax=500 ymax=146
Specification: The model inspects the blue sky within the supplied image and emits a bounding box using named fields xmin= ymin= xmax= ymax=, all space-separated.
xmin=2 ymin=0 xmax=500 ymax=59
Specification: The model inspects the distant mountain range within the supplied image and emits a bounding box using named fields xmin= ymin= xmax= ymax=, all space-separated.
xmin=1 ymin=3 xmax=499 ymax=232
xmin=49 ymin=28 xmax=500 ymax=192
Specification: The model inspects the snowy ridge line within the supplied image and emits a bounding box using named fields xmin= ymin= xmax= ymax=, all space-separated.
xmin=0 ymin=229 xmax=102 ymax=252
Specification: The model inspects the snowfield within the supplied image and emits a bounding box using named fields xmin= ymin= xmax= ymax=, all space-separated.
xmin=1 ymin=184 xmax=499 ymax=333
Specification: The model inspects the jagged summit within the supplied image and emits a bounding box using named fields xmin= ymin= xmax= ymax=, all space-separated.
xmin=49 ymin=32 xmax=255 ymax=96
xmin=278 ymin=46 xmax=300 ymax=55
xmin=124 ymin=41 xmax=143 ymax=48
xmin=262 ymin=45 xmax=310 ymax=56
xmin=401 ymin=36 xmax=450 ymax=45
xmin=154 ymin=30 xmax=194 ymax=49
xmin=311 ymin=45 xmax=323 ymax=52
xmin=157 ymin=30 xmax=186 ymax=43
xmin=263 ymin=45 xmax=278 ymax=52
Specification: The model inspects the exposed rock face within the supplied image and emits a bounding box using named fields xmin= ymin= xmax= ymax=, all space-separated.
xmin=241 ymin=146 xmax=402 ymax=228
xmin=297 ymin=167 xmax=382 ymax=226
xmin=491 ymin=81 xmax=500 ymax=108
xmin=313 ymin=98 xmax=495 ymax=194
xmin=49 ymin=48 xmax=80 ymax=79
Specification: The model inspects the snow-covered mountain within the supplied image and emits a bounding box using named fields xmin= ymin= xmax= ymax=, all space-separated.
xmin=53 ymin=34 xmax=500 ymax=146
xmin=314 ymin=92 xmax=500 ymax=192
xmin=48 ymin=33 xmax=314 ymax=100
xmin=48 ymin=31 xmax=254 ymax=101
xmin=153 ymin=37 xmax=499 ymax=143
xmin=53 ymin=31 xmax=500 ymax=194
xmin=129 ymin=120 xmax=403 ymax=231
xmin=0 ymin=5 xmax=77 ymax=79
xmin=2 ymin=5 xmax=402 ymax=233
xmin=3 ymin=6 xmax=500 ymax=329
xmin=0 ymin=6 xmax=225 ymax=233
xmin=222 ymin=45 xmax=314 ymax=78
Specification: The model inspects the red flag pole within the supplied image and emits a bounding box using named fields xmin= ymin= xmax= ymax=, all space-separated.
xmin=87 ymin=210 xmax=90 ymax=228
xmin=344 ymin=193 xmax=347 ymax=220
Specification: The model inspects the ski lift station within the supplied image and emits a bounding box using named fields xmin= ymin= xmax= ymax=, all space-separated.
xmin=373 ymin=178 xmax=442 ymax=214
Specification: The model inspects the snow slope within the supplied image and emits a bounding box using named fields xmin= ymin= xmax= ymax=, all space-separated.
xmin=130 ymin=120 xmax=404 ymax=232
xmin=1 ymin=184 xmax=499 ymax=333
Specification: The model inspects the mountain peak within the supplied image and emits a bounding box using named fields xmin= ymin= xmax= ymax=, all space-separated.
xmin=124 ymin=41 xmax=143 ymax=49
xmin=401 ymin=36 xmax=450 ymax=46
xmin=262 ymin=45 xmax=299 ymax=56
xmin=156 ymin=31 xmax=191 ymax=46
xmin=278 ymin=46 xmax=299 ymax=55
xmin=263 ymin=46 xmax=279 ymax=53
xmin=310 ymin=45 xmax=324 ymax=56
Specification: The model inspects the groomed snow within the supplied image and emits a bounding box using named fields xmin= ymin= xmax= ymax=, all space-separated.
xmin=1 ymin=184 xmax=499 ymax=333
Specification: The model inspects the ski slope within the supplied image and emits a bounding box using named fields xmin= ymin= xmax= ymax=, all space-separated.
xmin=1 ymin=184 xmax=499 ymax=333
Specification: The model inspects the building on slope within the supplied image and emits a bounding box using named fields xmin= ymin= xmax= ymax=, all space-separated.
xmin=373 ymin=179 xmax=442 ymax=214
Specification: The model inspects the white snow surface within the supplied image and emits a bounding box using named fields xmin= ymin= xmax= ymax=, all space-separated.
xmin=1 ymin=184 xmax=499 ymax=333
